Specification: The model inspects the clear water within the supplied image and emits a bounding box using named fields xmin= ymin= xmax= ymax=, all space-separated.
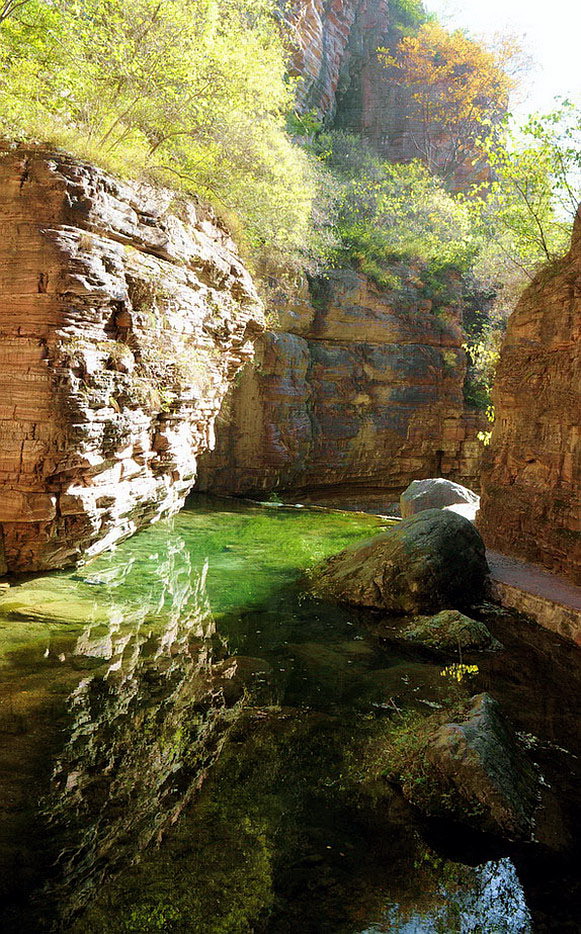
xmin=0 ymin=496 xmax=579 ymax=932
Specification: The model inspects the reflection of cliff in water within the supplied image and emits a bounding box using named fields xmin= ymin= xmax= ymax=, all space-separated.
xmin=45 ymin=565 xmax=225 ymax=921
xmin=0 ymin=525 xmax=265 ymax=930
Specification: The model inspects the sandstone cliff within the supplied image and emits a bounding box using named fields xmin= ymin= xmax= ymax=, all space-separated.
xmin=197 ymin=269 xmax=483 ymax=503
xmin=283 ymin=0 xmax=389 ymax=120
xmin=284 ymin=0 xmax=486 ymax=188
xmin=0 ymin=145 xmax=264 ymax=572
xmin=479 ymin=218 xmax=581 ymax=584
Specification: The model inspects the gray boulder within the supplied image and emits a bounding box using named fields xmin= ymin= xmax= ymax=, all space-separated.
xmin=400 ymin=478 xmax=479 ymax=519
xmin=311 ymin=508 xmax=489 ymax=614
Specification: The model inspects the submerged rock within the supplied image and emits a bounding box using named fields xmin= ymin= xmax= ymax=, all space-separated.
xmin=375 ymin=694 xmax=541 ymax=843
xmin=400 ymin=478 xmax=480 ymax=519
xmin=311 ymin=509 xmax=489 ymax=614
xmin=423 ymin=694 xmax=540 ymax=841
xmin=400 ymin=610 xmax=501 ymax=654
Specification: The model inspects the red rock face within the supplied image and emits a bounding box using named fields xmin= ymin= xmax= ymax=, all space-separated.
xmin=0 ymin=146 xmax=263 ymax=571
xmin=283 ymin=0 xmax=363 ymax=116
xmin=284 ymin=0 xmax=490 ymax=190
xmin=479 ymin=219 xmax=581 ymax=584
xmin=197 ymin=270 xmax=484 ymax=504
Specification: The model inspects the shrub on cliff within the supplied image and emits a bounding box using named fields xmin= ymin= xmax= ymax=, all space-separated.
xmin=380 ymin=23 xmax=518 ymax=182
xmin=0 ymin=0 xmax=322 ymax=262
xmin=317 ymin=131 xmax=477 ymax=290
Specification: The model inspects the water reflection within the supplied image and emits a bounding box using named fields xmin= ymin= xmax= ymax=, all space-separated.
xmin=0 ymin=498 xmax=578 ymax=932
xmin=362 ymin=858 xmax=532 ymax=933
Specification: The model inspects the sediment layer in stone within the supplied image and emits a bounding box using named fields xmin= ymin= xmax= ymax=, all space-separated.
xmin=0 ymin=144 xmax=264 ymax=571
xmin=197 ymin=269 xmax=484 ymax=500
xmin=479 ymin=217 xmax=581 ymax=584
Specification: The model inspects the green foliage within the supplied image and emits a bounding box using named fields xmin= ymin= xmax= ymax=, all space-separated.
xmin=0 ymin=0 xmax=322 ymax=261
xmin=390 ymin=0 xmax=428 ymax=30
xmin=472 ymin=102 xmax=581 ymax=280
xmin=317 ymin=131 xmax=478 ymax=291
xmin=462 ymin=331 xmax=502 ymax=410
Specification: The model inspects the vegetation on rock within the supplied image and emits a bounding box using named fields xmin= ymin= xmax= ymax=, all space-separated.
xmin=0 ymin=0 xmax=323 ymax=260
xmin=316 ymin=130 xmax=478 ymax=291
xmin=400 ymin=610 xmax=501 ymax=655
xmin=380 ymin=23 xmax=517 ymax=181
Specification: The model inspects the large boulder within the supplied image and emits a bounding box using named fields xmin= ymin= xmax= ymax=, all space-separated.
xmin=311 ymin=509 xmax=489 ymax=614
xmin=400 ymin=478 xmax=479 ymax=519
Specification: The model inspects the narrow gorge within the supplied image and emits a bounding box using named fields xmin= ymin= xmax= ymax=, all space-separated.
xmin=0 ymin=1 xmax=579 ymax=932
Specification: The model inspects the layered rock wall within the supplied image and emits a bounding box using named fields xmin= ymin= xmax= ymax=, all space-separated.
xmin=197 ymin=1 xmax=488 ymax=505
xmin=0 ymin=146 xmax=263 ymax=571
xmin=282 ymin=0 xmax=363 ymax=116
xmin=284 ymin=0 xmax=486 ymax=188
xmin=479 ymin=219 xmax=581 ymax=584
xmin=197 ymin=270 xmax=484 ymax=503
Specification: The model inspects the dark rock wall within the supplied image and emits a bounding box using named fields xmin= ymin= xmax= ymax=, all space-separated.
xmin=197 ymin=270 xmax=484 ymax=502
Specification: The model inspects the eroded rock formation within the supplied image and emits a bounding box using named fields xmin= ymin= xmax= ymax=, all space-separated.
xmin=479 ymin=216 xmax=581 ymax=585
xmin=197 ymin=269 xmax=484 ymax=502
xmin=283 ymin=0 xmax=363 ymax=115
xmin=283 ymin=0 xmax=488 ymax=189
xmin=0 ymin=145 xmax=264 ymax=572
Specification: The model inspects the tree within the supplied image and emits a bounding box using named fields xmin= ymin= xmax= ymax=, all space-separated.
xmin=0 ymin=0 xmax=323 ymax=261
xmin=380 ymin=23 xmax=517 ymax=183
xmin=0 ymin=0 xmax=33 ymax=23
xmin=316 ymin=130 xmax=477 ymax=289
xmin=470 ymin=104 xmax=581 ymax=282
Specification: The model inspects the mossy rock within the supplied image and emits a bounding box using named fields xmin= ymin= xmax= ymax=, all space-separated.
xmin=401 ymin=610 xmax=502 ymax=654
xmin=369 ymin=694 xmax=540 ymax=842
xmin=311 ymin=509 xmax=489 ymax=615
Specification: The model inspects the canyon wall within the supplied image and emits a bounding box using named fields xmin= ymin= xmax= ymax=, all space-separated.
xmin=0 ymin=145 xmax=264 ymax=572
xmin=284 ymin=0 xmax=487 ymax=188
xmin=283 ymin=0 xmax=364 ymax=116
xmin=198 ymin=0 xmax=487 ymax=504
xmin=284 ymin=0 xmax=412 ymax=158
xmin=197 ymin=269 xmax=484 ymax=504
xmin=479 ymin=218 xmax=581 ymax=584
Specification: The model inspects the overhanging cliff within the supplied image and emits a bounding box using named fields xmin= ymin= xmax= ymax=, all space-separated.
xmin=0 ymin=145 xmax=264 ymax=572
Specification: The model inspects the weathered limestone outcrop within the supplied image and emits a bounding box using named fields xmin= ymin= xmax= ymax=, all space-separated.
xmin=479 ymin=216 xmax=581 ymax=585
xmin=197 ymin=269 xmax=484 ymax=501
xmin=0 ymin=144 xmax=264 ymax=572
